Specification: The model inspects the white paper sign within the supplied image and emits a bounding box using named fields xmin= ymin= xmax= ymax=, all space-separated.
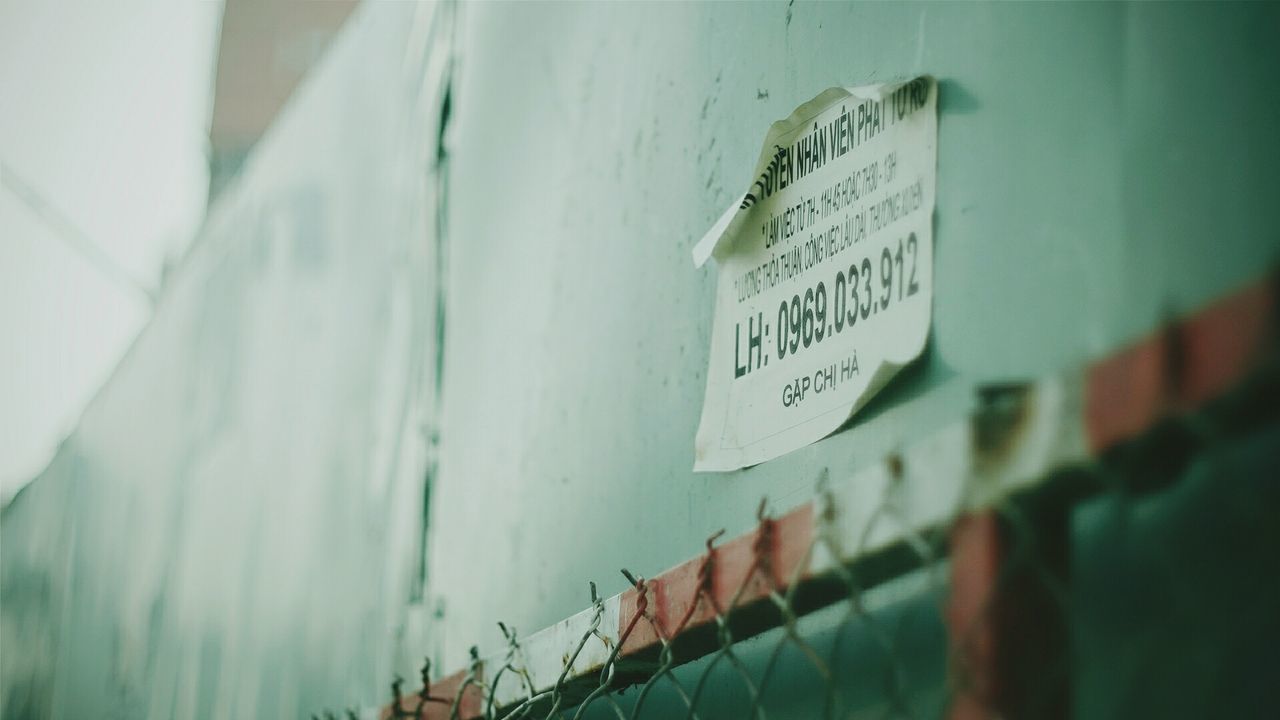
xmin=693 ymin=77 xmax=937 ymax=472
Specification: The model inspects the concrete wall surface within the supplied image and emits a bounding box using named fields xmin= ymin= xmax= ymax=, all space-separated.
xmin=429 ymin=0 xmax=1279 ymax=668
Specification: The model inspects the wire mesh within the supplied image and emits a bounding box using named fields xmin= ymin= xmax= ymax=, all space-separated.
xmin=317 ymin=356 xmax=1280 ymax=720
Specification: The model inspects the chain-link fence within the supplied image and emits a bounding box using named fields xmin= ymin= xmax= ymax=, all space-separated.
xmin=325 ymin=337 xmax=1279 ymax=720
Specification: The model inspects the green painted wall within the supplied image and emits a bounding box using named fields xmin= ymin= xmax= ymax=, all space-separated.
xmin=428 ymin=0 xmax=1280 ymax=668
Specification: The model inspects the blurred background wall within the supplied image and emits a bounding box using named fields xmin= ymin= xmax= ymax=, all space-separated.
xmin=0 ymin=1 xmax=219 ymax=501
xmin=2 ymin=2 xmax=448 ymax=716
